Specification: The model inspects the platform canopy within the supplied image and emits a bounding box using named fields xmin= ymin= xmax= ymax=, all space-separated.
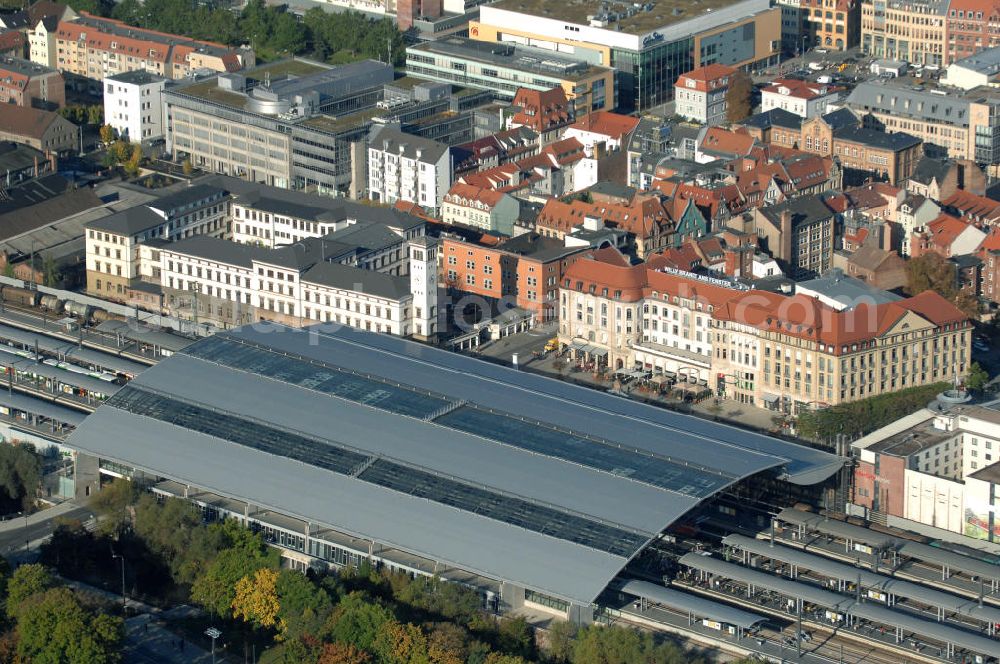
xmin=68 ymin=323 xmax=842 ymax=605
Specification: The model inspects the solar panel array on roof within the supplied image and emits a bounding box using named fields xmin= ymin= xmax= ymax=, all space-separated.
xmin=108 ymin=385 xmax=369 ymax=475
xmin=188 ymin=333 xmax=742 ymax=498
xmin=438 ymin=406 xmax=730 ymax=496
xmin=186 ymin=333 xmax=449 ymax=418
xmin=357 ymin=458 xmax=648 ymax=556
xmin=108 ymin=384 xmax=649 ymax=557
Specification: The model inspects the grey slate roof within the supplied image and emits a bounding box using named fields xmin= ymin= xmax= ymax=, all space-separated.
xmin=106 ymin=69 xmax=166 ymax=85
xmin=147 ymin=185 xmax=228 ymax=216
xmin=302 ymin=261 xmax=410 ymax=299
xmin=740 ymin=108 xmax=803 ymax=131
xmin=908 ymin=156 xmax=952 ymax=186
xmin=951 ymin=45 xmax=1000 ymax=75
xmin=162 ymin=235 xmax=272 ymax=268
xmin=820 ymin=108 xmax=858 ymax=131
xmin=845 ymin=82 xmax=970 ymax=127
xmin=233 ymin=187 xmax=426 ymax=231
xmin=370 ymin=126 xmax=450 ymax=163
xmin=758 ymin=194 xmax=836 ymax=231
xmin=66 ymin=324 xmax=842 ymax=605
xmin=796 ymin=268 xmax=902 ymax=307
xmin=87 ymin=205 xmax=164 ymax=235
xmin=834 ymin=126 xmax=922 ymax=151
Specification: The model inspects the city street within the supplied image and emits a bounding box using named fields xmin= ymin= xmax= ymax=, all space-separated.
xmin=0 ymin=501 xmax=92 ymax=557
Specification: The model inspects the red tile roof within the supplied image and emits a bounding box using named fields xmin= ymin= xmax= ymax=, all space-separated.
xmin=0 ymin=30 xmax=26 ymax=55
xmin=941 ymin=190 xmax=1000 ymax=221
xmin=698 ymin=127 xmax=756 ymax=157
xmin=444 ymin=182 xmax=506 ymax=208
xmin=509 ymin=86 xmax=571 ymax=132
xmin=675 ymin=63 xmax=735 ymax=92
xmin=567 ymin=111 xmax=640 ymax=140
xmin=763 ymin=78 xmax=843 ymax=100
xmin=925 ymin=213 xmax=972 ymax=249
xmin=589 ymin=245 xmax=631 ymax=267
xmin=979 ymin=229 xmax=1000 ymax=253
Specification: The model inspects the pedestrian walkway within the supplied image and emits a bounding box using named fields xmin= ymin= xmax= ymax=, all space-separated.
xmin=124 ymin=615 xmax=216 ymax=664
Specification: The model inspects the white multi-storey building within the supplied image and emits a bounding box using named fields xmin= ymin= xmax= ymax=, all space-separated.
xmin=103 ymin=70 xmax=167 ymax=143
xmin=760 ymin=78 xmax=844 ymax=118
xmin=673 ymin=64 xmax=735 ymax=126
xmin=158 ymin=234 xmax=440 ymax=338
xmin=229 ymin=188 xmax=426 ymax=277
xmin=85 ymin=184 xmax=229 ymax=299
xmin=852 ymin=400 xmax=1000 ymax=541
xmin=367 ymin=127 xmax=452 ymax=215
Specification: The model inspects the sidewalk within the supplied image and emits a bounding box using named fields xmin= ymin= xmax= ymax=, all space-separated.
xmin=124 ymin=615 xmax=216 ymax=664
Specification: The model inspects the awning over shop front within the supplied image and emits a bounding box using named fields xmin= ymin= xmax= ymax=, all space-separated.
xmin=762 ymin=393 xmax=780 ymax=405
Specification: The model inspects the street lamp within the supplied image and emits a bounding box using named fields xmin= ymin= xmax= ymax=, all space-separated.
xmin=111 ymin=553 xmax=125 ymax=612
xmin=205 ymin=627 xmax=221 ymax=664
xmin=18 ymin=511 xmax=28 ymax=553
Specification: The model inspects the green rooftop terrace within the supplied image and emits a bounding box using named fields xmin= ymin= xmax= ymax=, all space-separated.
xmin=302 ymin=108 xmax=381 ymax=134
xmin=490 ymin=0 xmax=735 ymax=35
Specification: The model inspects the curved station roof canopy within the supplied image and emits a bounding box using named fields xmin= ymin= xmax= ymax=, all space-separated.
xmin=67 ymin=323 xmax=842 ymax=605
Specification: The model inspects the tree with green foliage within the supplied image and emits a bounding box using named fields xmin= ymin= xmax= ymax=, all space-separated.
xmin=191 ymin=519 xmax=280 ymax=617
xmin=0 ymin=442 xmax=41 ymax=513
xmin=906 ymin=252 xmax=955 ymax=296
xmin=496 ymin=616 xmax=535 ymax=661
xmin=571 ymin=624 xmax=698 ymax=664
xmin=16 ymin=586 xmax=123 ymax=663
xmin=6 ymin=564 xmax=53 ymax=620
xmin=123 ymin=144 xmax=143 ymax=178
xmin=546 ymin=620 xmax=577 ymax=663
xmin=87 ymin=104 xmax=104 ymax=126
xmin=726 ymin=70 xmax=753 ymax=124
xmin=323 ymin=592 xmax=395 ymax=653
xmin=133 ymin=494 xmax=227 ymax=585
xmin=43 ymin=255 xmax=60 ymax=288
xmin=276 ymin=568 xmax=334 ymax=640
xmin=371 ymin=619 xmax=428 ymax=664
xmin=967 ymin=361 xmax=990 ymax=393
xmin=91 ymin=478 xmax=138 ymax=538
xmin=796 ymin=381 xmax=950 ymax=442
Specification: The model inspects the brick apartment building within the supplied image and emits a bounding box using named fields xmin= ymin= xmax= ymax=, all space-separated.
xmin=795 ymin=110 xmax=923 ymax=185
xmin=441 ymin=232 xmax=586 ymax=321
xmin=0 ymin=55 xmax=63 ymax=109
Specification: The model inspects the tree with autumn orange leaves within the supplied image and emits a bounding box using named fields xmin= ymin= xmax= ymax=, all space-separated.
xmin=317 ymin=642 xmax=372 ymax=664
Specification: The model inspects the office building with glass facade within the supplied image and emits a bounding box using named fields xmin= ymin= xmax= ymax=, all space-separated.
xmin=405 ymin=36 xmax=615 ymax=113
xmin=470 ymin=0 xmax=781 ymax=111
